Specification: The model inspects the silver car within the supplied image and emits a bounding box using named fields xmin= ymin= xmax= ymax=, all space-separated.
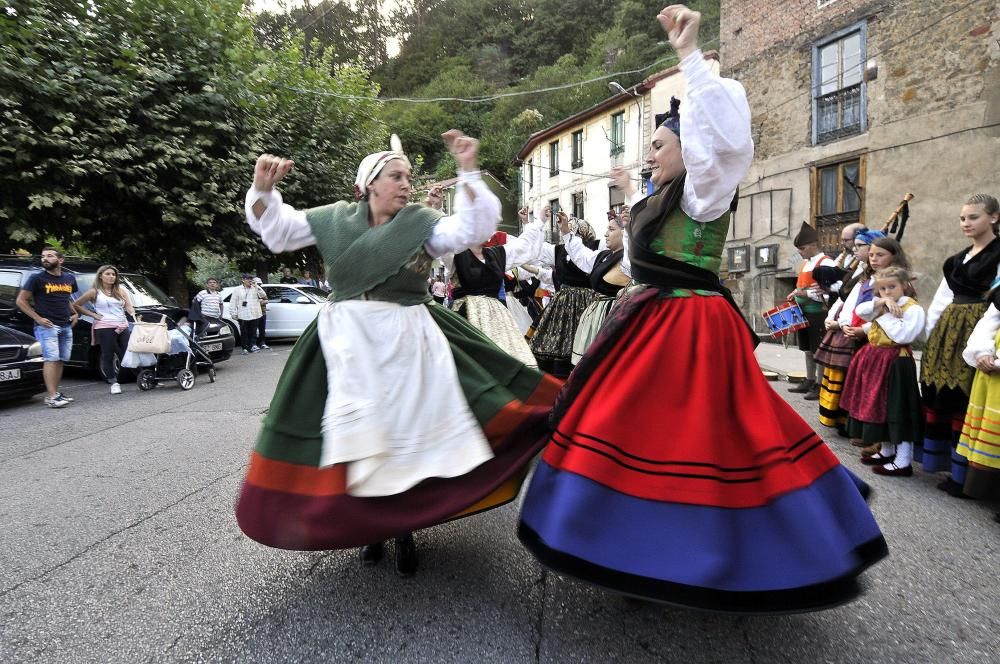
xmin=220 ymin=283 xmax=327 ymax=339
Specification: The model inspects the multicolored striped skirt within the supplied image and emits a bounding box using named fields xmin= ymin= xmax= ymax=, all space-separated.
xmin=519 ymin=286 xmax=887 ymax=613
xmin=236 ymin=303 xmax=561 ymax=550
xmin=958 ymin=338 xmax=1000 ymax=500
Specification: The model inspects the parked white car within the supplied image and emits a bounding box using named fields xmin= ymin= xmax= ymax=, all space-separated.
xmin=220 ymin=283 xmax=327 ymax=339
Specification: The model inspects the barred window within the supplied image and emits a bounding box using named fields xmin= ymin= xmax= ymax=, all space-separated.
xmin=812 ymin=24 xmax=866 ymax=144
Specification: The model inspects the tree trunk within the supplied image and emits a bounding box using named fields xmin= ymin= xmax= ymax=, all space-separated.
xmin=165 ymin=249 xmax=190 ymax=307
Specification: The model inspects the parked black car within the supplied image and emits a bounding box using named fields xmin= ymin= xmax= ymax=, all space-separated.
xmin=0 ymin=255 xmax=235 ymax=376
xmin=0 ymin=323 xmax=45 ymax=400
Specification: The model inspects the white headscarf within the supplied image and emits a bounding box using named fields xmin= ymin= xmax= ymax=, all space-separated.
xmin=354 ymin=134 xmax=410 ymax=200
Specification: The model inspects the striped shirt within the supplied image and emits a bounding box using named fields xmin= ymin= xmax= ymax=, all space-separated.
xmin=195 ymin=290 xmax=224 ymax=318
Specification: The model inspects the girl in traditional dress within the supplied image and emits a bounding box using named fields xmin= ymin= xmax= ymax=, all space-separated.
xmin=563 ymin=210 xmax=628 ymax=365
xmin=517 ymin=5 xmax=886 ymax=613
xmin=814 ymin=226 xmax=869 ymax=433
xmin=957 ymin=196 xmax=1000 ymax=518
xmin=235 ymin=131 xmax=561 ymax=577
xmin=840 ymin=267 xmax=925 ymax=477
xmin=529 ymin=211 xmax=601 ymax=377
xmin=835 ymin=234 xmax=910 ymax=458
xmin=921 ymin=194 xmax=1000 ymax=497
xmin=444 ymin=213 xmax=543 ymax=368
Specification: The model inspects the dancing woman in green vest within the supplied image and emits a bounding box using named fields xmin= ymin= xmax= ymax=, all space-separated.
xmin=235 ymin=131 xmax=561 ymax=577
xmin=517 ymin=5 xmax=887 ymax=613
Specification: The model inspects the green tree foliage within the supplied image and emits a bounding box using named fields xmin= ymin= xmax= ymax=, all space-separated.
xmin=376 ymin=0 xmax=719 ymax=192
xmin=1 ymin=0 xmax=385 ymax=301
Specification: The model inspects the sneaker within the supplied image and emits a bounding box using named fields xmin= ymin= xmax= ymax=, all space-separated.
xmin=241 ymin=349 xmax=250 ymax=355
xmin=259 ymin=344 xmax=270 ymax=350
xmin=110 ymin=382 xmax=122 ymax=395
xmin=44 ymin=395 xmax=70 ymax=408
xmin=54 ymin=391 xmax=75 ymax=402
xmin=250 ymin=346 xmax=261 ymax=353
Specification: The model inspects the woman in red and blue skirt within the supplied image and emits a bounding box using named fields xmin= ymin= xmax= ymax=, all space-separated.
xmin=517 ymin=5 xmax=887 ymax=614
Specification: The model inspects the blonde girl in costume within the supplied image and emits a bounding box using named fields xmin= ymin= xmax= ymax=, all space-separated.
xmin=841 ymin=267 xmax=925 ymax=477
xmin=958 ymin=196 xmax=1000 ymax=520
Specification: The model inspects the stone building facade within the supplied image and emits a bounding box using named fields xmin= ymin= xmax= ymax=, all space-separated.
xmin=719 ymin=0 xmax=1000 ymax=334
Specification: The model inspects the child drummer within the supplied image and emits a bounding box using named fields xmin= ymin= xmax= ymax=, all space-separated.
xmin=786 ymin=222 xmax=838 ymax=400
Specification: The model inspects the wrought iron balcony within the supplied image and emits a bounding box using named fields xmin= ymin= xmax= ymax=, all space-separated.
xmin=816 ymin=84 xmax=863 ymax=143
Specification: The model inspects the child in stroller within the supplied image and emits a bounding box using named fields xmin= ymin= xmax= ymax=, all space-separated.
xmin=123 ymin=316 xmax=216 ymax=391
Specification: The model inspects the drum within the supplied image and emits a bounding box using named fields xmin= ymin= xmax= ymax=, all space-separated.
xmin=761 ymin=302 xmax=809 ymax=339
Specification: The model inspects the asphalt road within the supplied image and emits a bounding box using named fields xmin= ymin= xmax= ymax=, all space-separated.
xmin=1 ymin=347 xmax=998 ymax=663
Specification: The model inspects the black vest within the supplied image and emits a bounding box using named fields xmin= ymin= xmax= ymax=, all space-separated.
xmin=943 ymin=238 xmax=1000 ymax=304
xmin=589 ymin=249 xmax=626 ymax=297
xmin=554 ymin=243 xmax=594 ymax=289
xmin=452 ymin=246 xmax=506 ymax=300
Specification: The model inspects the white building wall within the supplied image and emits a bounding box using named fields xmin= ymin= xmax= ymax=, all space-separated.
xmin=520 ymin=59 xmax=721 ymax=242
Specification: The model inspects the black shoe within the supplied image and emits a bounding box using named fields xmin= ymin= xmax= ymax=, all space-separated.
xmin=861 ymin=452 xmax=895 ymax=466
xmin=803 ymin=385 xmax=821 ymax=401
xmin=394 ymin=534 xmax=418 ymax=577
xmin=359 ymin=541 xmax=384 ymax=566
xmin=993 ymin=512 xmax=1000 ymax=524
xmin=787 ymin=380 xmax=813 ymax=394
xmin=936 ymin=477 xmax=971 ymax=499
xmin=836 ymin=425 xmax=849 ymax=437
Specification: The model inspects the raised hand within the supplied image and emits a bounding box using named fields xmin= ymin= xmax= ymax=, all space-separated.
xmin=558 ymin=211 xmax=571 ymax=235
xmin=610 ymin=166 xmax=636 ymax=197
xmin=425 ymin=185 xmax=444 ymax=210
xmin=254 ymin=154 xmax=294 ymax=192
xmin=657 ymin=5 xmax=701 ymax=59
xmin=442 ymin=129 xmax=479 ymax=172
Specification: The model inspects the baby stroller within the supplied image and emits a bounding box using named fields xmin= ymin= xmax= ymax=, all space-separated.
xmin=135 ymin=318 xmax=216 ymax=391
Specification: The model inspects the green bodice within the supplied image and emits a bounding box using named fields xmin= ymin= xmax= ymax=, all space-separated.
xmin=648 ymin=204 xmax=729 ymax=276
xmin=306 ymin=201 xmax=440 ymax=306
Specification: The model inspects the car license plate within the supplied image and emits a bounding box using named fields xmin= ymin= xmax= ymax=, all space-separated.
xmin=204 ymin=343 xmax=223 ymax=352
xmin=0 ymin=368 xmax=21 ymax=382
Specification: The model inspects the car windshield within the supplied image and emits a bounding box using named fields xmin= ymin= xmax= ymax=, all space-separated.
xmin=75 ymin=272 xmax=173 ymax=307
xmin=297 ymin=286 xmax=329 ymax=302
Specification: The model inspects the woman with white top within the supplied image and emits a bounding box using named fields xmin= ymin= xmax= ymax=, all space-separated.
xmin=72 ymin=265 xmax=136 ymax=394
xmin=920 ymin=194 xmax=1000 ymax=497
xmin=235 ymin=131 xmax=561 ymax=577
xmin=517 ymin=6 xmax=885 ymax=613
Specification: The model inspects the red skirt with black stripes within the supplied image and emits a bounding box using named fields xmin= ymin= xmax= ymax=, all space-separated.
xmin=518 ymin=288 xmax=886 ymax=612
xmin=543 ymin=291 xmax=839 ymax=508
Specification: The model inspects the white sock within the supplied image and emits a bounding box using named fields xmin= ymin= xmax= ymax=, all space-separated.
xmin=894 ymin=442 xmax=913 ymax=467
xmin=879 ymin=442 xmax=896 ymax=457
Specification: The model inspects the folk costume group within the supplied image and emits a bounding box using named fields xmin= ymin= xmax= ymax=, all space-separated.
xmin=235 ymin=6 xmax=888 ymax=614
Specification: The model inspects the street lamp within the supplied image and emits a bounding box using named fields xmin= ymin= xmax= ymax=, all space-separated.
xmin=608 ymin=81 xmax=644 ymax=187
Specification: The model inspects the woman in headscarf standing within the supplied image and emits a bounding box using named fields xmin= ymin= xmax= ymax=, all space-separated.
xmin=560 ymin=209 xmax=629 ymax=365
xmin=235 ymin=131 xmax=561 ymax=576
xmin=444 ymin=208 xmax=543 ymax=368
xmin=517 ymin=6 xmax=886 ymax=613
xmin=529 ymin=211 xmax=601 ymax=377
